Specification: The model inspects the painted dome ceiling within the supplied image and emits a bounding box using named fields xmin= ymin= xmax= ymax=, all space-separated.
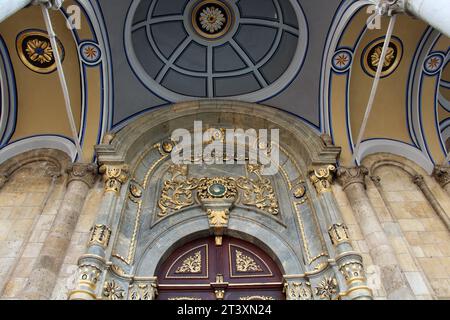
xmin=126 ymin=0 xmax=306 ymax=100
xmin=0 ymin=0 xmax=449 ymax=172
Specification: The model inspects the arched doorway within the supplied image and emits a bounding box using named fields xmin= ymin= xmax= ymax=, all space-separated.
xmin=156 ymin=236 xmax=285 ymax=300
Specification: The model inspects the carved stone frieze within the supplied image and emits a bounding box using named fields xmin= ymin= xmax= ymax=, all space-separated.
xmin=283 ymin=281 xmax=313 ymax=300
xmin=128 ymin=278 xmax=158 ymax=300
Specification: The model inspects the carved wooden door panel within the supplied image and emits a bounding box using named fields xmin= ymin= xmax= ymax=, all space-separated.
xmin=156 ymin=237 xmax=285 ymax=300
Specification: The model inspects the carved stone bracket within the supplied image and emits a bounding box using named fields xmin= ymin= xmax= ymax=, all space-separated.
xmin=99 ymin=164 xmax=129 ymax=194
xmin=198 ymin=178 xmax=237 ymax=246
xmin=309 ymin=165 xmax=336 ymax=194
xmin=336 ymin=166 xmax=369 ymax=190
xmin=67 ymin=163 xmax=98 ymax=188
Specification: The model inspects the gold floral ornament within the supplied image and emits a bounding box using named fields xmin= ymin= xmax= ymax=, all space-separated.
xmin=26 ymin=39 xmax=53 ymax=64
xmin=16 ymin=31 xmax=65 ymax=74
xmin=236 ymin=164 xmax=279 ymax=215
xmin=315 ymin=277 xmax=338 ymax=300
xmin=192 ymin=0 xmax=233 ymax=40
xmin=363 ymin=37 xmax=402 ymax=77
xmin=175 ymin=251 xmax=202 ymax=274
xmin=371 ymin=46 xmax=395 ymax=68
xmin=103 ymin=280 xmax=125 ymax=300
xmin=235 ymin=250 xmax=263 ymax=272
xmin=200 ymin=6 xmax=226 ymax=33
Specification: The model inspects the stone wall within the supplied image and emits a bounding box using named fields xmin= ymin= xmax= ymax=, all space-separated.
xmin=0 ymin=150 xmax=449 ymax=300
xmin=333 ymin=153 xmax=450 ymax=300
xmin=0 ymin=161 xmax=65 ymax=298
xmin=50 ymin=182 xmax=103 ymax=300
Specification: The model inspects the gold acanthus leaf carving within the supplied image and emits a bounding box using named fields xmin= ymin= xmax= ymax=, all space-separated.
xmin=158 ymin=165 xmax=204 ymax=217
xmin=175 ymin=251 xmax=202 ymax=274
xmin=236 ymin=164 xmax=279 ymax=215
xmin=235 ymin=250 xmax=263 ymax=272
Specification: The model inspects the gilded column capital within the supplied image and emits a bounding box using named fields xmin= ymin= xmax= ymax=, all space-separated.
xmin=433 ymin=165 xmax=450 ymax=188
xmin=99 ymin=164 xmax=129 ymax=194
xmin=309 ymin=165 xmax=336 ymax=194
xmin=67 ymin=163 xmax=98 ymax=188
xmin=336 ymin=166 xmax=369 ymax=190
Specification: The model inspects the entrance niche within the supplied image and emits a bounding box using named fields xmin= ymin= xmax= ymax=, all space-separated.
xmin=156 ymin=236 xmax=284 ymax=300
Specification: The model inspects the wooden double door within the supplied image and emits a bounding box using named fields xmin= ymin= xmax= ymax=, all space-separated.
xmin=156 ymin=237 xmax=285 ymax=300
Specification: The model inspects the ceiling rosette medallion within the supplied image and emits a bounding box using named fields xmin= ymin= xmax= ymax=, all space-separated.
xmin=16 ymin=30 xmax=65 ymax=74
xmin=362 ymin=36 xmax=403 ymax=78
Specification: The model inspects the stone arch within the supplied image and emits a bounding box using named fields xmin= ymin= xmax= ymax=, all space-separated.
xmin=79 ymin=101 xmax=372 ymax=301
xmin=0 ymin=148 xmax=71 ymax=188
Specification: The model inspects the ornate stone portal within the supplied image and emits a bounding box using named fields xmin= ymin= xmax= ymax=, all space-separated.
xmin=68 ymin=101 xmax=372 ymax=300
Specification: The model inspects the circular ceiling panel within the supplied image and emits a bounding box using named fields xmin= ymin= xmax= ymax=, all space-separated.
xmin=125 ymin=0 xmax=308 ymax=102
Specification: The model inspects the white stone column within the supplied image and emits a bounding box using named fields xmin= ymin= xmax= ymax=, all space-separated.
xmin=337 ymin=166 xmax=415 ymax=300
xmin=413 ymin=174 xmax=450 ymax=231
xmin=21 ymin=163 xmax=97 ymax=300
xmin=69 ymin=164 xmax=129 ymax=300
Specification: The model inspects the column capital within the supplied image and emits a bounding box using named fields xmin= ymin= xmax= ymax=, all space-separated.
xmin=336 ymin=166 xmax=369 ymax=190
xmin=433 ymin=165 xmax=450 ymax=188
xmin=0 ymin=173 xmax=9 ymax=189
xmin=99 ymin=164 xmax=129 ymax=194
xmin=309 ymin=165 xmax=336 ymax=194
xmin=67 ymin=163 xmax=98 ymax=188
xmin=412 ymin=174 xmax=425 ymax=186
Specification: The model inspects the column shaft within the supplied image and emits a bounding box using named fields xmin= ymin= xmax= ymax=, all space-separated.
xmin=337 ymin=166 xmax=415 ymax=300
xmin=21 ymin=163 xmax=97 ymax=300
xmin=413 ymin=175 xmax=450 ymax=231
